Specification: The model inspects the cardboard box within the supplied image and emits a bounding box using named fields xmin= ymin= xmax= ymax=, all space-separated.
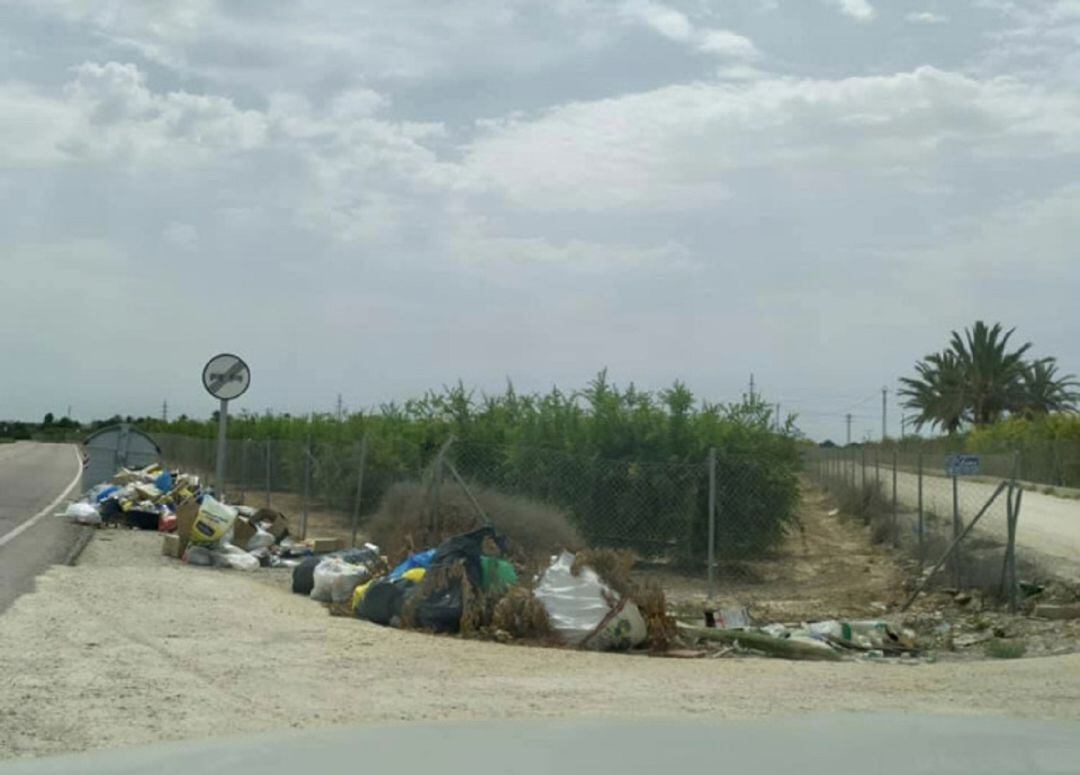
xmin=161 ymin=533 xmax=182 ymax=558
xmin=175 ymin=499 xmax=200 ymax=555
xmin=231 ymin=516 xmax=256 ymax=549
xmin=311 ymin=537 xmax=344 ymax=554
xmin=253 ymin=508 xmax=289 ymax=542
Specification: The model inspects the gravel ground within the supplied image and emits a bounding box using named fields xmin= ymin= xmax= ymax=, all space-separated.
xmin=1 ymin=530 xmax=1079 ymax=761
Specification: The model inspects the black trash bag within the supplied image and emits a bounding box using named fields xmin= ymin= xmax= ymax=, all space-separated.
xmin=407 ymin=527 xmax=509 ymax=634
xmin=430 ymin=526 xmax=507 ymax=589
xmin=413 ymin=575 xmax=464 ymax=633
xmin=291 ymin=556 xmax=322 ymax=595
xmin=356 ymin=577 xmax=417 ymax=626
xmin=99 ymin=498 xmax=124 ymax=523
xmin=125 ymin=510 xmax=160 ymax=531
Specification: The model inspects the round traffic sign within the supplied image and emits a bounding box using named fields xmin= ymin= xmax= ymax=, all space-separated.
xmin=202 ymin=353 xmax=251 ymax=401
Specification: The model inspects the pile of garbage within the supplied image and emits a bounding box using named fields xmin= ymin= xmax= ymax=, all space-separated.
xmin=678 ymin=611 xmax=918 ymax=661
xmin=63 ymin=463 xmax=329 ymax=571
xmin=65 ymin=463 xmax=201 ymax=530
xmin=292 ymin=526 xmax=651 ymax=652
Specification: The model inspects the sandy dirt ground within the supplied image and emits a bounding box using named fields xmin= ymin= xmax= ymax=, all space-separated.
xmin=2 ymin=522 xmax=1080 ymax=762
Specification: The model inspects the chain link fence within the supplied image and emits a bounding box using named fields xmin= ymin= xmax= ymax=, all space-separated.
xmin=155 ymin=432 xmax=803 ymax=594
xmin=805 ymin=445 xmax=1025 ymax=606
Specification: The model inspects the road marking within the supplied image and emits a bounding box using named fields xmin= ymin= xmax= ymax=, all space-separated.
xmin=0 ymin=445 xmax=83 ymax=550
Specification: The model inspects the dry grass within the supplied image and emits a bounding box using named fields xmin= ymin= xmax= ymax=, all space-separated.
xmin=491 ymin=587 xmax=554 ymax=640
xmin=365 ymin=481 xmax=583 ymax=563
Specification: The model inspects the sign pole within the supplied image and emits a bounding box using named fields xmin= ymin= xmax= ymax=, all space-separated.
xmin=202 ymin=353 xmax=251 ymax=498
xmin=216 ymin=397 xmax=229 ymax=494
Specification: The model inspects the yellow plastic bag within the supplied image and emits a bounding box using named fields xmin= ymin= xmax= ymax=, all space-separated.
xmin=350 ymin=580 xmax=372 ymax=612
xmin=402 ymin=568 xmax=426 ymax=584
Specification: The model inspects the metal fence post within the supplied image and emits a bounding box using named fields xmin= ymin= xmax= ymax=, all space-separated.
xmin=1008 ymin=489 xmax=1022 ymax=612
xmin=430 ymin=437 xmax=453 ymax=534
xmin=351 ymin=435 xmax=368 ymax=548
xmin=917 ymin=451 xmax=924 ymax=571
xmin=264 ymin=439 xmax=272 ymax=508
xmin=1004 ymin=450 xmax=1021 ymax=611
xmin=241 ymin=438 xmax=250 ymax=502
xmin=861 ymin=446 xmax=866 ymax=492
xmin=302 ymin=438 xmax=311 ymax=540
xmin=707 ymin=447 xmax=716 ymax=598
xmin=892 ymin=449 xmax=898 ymax=545
xmin=951 ymin=473 xmax=961 ymax=588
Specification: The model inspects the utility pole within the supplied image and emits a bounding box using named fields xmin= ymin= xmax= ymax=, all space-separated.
xmin=881 ymin=387 xmax=888 ymax=441
xmin=775 ymin=403 xmax=781 ymax=431
xmin=162 ymin=399 xmax=168 ymax=423
xmin=336 ymin=393 xmax=344 ymax=421
xmin=846 ymin=413 xmax=852 ymax=446
xmin=748 ymin=374 xmax=756 ymax=403
xmin=66 ymin=405 xmax=72 ymax=420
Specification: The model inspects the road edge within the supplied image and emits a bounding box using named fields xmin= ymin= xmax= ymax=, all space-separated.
xmin=64 ymin=527 xmax=96 ymax=566
xmin=0 ymin=444 xmax=83 ymax=549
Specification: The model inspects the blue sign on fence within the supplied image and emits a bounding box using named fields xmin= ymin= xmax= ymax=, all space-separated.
xmin=946 ymin=454 xmax=981 ymax=477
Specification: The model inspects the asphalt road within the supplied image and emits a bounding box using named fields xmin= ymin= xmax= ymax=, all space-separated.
xmin=0 ymin=442 xmax=84 ymax=614
xmin=2 ymin=716 xmax=1077 ymax=774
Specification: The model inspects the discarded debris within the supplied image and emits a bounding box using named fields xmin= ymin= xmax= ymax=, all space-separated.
xmin=678 ymin=617 xmax=918 ymax=661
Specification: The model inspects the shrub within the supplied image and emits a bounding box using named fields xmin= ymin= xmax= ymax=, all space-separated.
xmin=365 ymin=480 xmax=584 ymax=564
xmin=984 ymin=639 xmax=1027 ymax=659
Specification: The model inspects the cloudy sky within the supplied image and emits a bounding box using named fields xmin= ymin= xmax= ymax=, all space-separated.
xmin=2 ymin=0 xmax=1078 ymax=441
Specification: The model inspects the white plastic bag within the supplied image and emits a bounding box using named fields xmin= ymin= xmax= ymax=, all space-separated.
xmin=330 ymin=564 xmax=371 ymax=604
xmin=534 ymin=551 xmax=645 ymax=650
xmin=311 ymin=557 xmax=371 ymax=603
xmin=63 ymin=502 xmax=102 ymax=525
xmin=245 ymin=527 xmax=276 ymax=552
xmin=210 ymin=544 xmax=259 ymax=571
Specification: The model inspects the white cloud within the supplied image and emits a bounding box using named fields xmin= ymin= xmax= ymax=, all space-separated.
xmin=619 ymin=0 xmax=694 ymax=41
xmin=824 ymin=0 xmax=876 ymax=22
xmin=618 ymin=0 xmax=759 ymax=58
xmin=905 ymin=11 xmax=949 ymax=24
xmin=463 ymin=66 xmax=1080 ymax=211
xmin=8 ymin=0 xmax=615 ymax=89
xmin=698 ymin=29 xmax=760 ymax=59
xmin=55 ymin=62 xmax=268 ymax=164
xmin=0 ymin=61 xmax=456 ymax=246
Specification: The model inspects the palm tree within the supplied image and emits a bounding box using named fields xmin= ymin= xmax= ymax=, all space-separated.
xmin=898 ymin=321 xmax=1067 ymax=431
xmin=1015 ymin=358 xmax=1080 ymax=418
xmin=899 ymin=350 xmax=968 ymax=433
xmin=948 ymin=322 xmax=1031 ymax=425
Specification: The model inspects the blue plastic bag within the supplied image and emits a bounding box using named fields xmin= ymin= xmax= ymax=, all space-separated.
xmin=95 ymin=485 xmax=120 ymax=503
xmin=388 ymin=548 xmax=436 ymax=581
xmin=154 ymin=470 xmax=174 ymax=492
